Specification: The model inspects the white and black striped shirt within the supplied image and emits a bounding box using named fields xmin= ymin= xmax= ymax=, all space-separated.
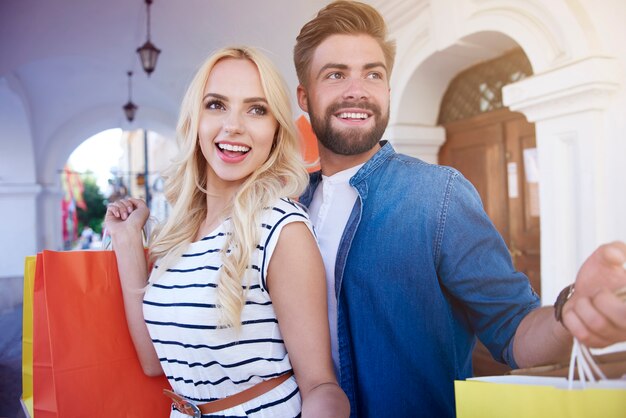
xmin=144 ymin=198 xmax=311 ymax=417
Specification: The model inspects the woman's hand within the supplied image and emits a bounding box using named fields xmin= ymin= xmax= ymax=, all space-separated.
xmin=105 ymin=198 xmax=150 ymax=238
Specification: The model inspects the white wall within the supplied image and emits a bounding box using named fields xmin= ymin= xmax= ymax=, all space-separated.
xmin=586 ymin=0 xmax=626 ymax=246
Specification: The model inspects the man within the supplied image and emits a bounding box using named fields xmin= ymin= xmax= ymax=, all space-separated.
xmin=293 ymin=1 xmax=626 ymax=417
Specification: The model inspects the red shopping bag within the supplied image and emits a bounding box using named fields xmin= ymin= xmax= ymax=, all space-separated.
xmin=32 ymin=250 xmax=171 ymax=418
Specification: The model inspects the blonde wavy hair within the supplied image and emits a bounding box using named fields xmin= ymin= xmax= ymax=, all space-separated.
xmin=149 ymin=46 xmax=309 ymax=330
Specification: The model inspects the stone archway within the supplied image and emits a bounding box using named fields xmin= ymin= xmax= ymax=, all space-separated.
xmin=37 ymin=105 xmax=177 ymax=251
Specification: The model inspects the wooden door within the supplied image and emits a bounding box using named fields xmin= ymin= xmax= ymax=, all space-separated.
xmin=439 ymin=108 xmax=541 ymax=376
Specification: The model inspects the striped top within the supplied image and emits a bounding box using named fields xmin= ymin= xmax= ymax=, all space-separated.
xmin=144 ymin=198 xmax=311 ymax=417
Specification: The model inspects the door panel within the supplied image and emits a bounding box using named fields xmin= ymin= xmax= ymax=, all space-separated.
xmin=441 ymin=121 xmax=509 ymax=241
xmin=505 ymin=118 xmax=541 ymax=294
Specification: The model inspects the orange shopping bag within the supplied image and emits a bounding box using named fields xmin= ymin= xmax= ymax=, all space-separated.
xmin=32 ymin=250 xmax=171 ymax=418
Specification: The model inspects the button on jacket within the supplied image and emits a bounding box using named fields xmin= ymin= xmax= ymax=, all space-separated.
xmin=300 ymin=141 xmax=540 ymax=418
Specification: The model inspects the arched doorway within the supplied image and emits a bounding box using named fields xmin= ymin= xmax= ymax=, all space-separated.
xmin=62 ymin=128 xmax=178 ymax=250
xmin=437 ymin=48 xmax=540 ymax=376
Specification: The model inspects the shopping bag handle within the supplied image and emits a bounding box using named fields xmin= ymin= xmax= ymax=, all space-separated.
xmin=101 ymin=217 xmax=154 ymax=250
xmin=567 ymin=285 xmax=626 ymax=389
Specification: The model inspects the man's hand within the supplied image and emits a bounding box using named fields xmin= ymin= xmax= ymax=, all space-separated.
xmin=562 ymin=241 xmax=626 ymax=347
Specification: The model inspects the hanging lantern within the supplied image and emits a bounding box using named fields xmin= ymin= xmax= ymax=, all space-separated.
xmin=137 ymin=0 xmax=161 ymax=76
xmin=123 ymin=71 xmax=138 ymax=122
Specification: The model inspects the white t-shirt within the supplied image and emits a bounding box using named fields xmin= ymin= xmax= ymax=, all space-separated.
xmin=308 ymin=164 xmax=362 ymax=374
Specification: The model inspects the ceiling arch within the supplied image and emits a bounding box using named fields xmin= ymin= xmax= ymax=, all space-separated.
xmin=40 ymin=104 xmax=177 ymax=186
xmin=389 ymin=0 xmax=604 ymax=127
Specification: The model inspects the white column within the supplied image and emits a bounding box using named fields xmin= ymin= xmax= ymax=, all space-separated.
xmin=384 ymin=123 xmax=446 ymax=164
xmin=0 ymin=184 xmax=41 ymax=278
xmin=38 ymin=185 xmax=64 ymax=252
xmin=503 ymin=56 xmax=622 ymax=304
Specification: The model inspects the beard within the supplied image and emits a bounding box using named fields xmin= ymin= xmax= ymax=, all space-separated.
xmin=307 ymin=100 xmax=389 ymax=156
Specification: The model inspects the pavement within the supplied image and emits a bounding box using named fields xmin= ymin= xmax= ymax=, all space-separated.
xmin=0 ymin=305 xmax=27 ymax=418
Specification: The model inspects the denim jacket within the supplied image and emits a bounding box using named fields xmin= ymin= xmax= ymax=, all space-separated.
xmin=300 ymin=142 xmax=540 ymax=418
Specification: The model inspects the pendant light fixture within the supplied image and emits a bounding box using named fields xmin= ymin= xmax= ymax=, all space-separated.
xmin=123 ymin=71 xmax=138 ymax=122
xmin=136 ymin=0 xmax=161 ymax=76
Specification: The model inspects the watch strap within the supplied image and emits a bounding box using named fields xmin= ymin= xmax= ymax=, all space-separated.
xmin=554 ymin=283 xmax=575 ymax=323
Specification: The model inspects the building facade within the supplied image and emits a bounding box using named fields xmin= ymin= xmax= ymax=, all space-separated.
xmin=0 ymin=0 xmax=624 ymax=310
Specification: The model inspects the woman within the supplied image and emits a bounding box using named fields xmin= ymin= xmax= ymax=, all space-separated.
xmin=105 ymin=47 xmax=349 ymax=417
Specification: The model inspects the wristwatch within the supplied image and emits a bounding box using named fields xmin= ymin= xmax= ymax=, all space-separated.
xmin=554 ymin=283 xmax=575 ymax=324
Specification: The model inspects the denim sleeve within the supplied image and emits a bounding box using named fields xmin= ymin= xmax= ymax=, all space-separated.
xmin=434 ymin=170 xmax=540 ymax=368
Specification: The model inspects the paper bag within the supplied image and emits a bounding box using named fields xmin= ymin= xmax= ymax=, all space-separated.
xmin=32 ymin=250 xmax=171 ymax=418
xmin=455 ymin=375 xmax=626 ymax=418
xmin=21 ymin=255 xmax=37 ymax=417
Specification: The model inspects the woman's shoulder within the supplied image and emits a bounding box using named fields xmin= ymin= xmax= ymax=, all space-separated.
xmin=257 ymin=197 xmax=315 ymax=290
xmin=264 ymin=197 xmax=310 ymax=221
xmin=258 ymin=197 xmax=312 ymax=243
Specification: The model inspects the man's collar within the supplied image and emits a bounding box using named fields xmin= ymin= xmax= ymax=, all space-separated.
xmin=349 ymin=141 xmax=394 ymax=186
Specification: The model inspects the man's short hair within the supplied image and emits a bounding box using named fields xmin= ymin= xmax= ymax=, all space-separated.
xmin=294 ymin=0 xmax=396 ymax=86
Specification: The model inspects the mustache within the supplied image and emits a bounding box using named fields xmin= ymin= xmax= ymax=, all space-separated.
xmin=326 ymin=101 xmax=381 ymax=115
